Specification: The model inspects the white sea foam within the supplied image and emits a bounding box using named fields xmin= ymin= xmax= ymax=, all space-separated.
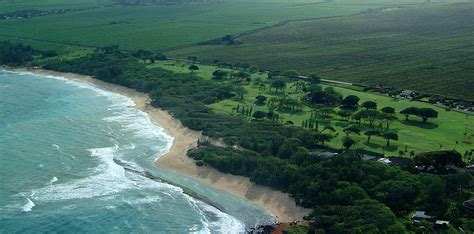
xmin=124 ymin=196 xmax=162 ymax=205
xmin=49 ymin=177 xmax=58 ymax=185
xmin=21 ymin=198 xmax=35 ymax=212
xmin=198 ymin=201 xmax=246 ymax=234
xmin=185 ymin=194 xmax=246 ymax=234
xmin=30 ymin=145 xmax=181 ymax=202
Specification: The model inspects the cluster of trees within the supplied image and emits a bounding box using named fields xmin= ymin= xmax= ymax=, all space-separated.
xmin=414 ymin=150 xmax=466 ymax=171
xmin=6 ymin=45 xmax=472 ymax=232
xmin=300 ymin=96 xmax=400 ymax=149
xmin=306 ymin=85 xmax=342 ymax=105
xmin=212 ymin=69 xmax=251 ymax=82
xmin=190 ymin=144 xmax=473 ymax=232
xmin=132 ymin=49 xmax=166 ymax=63
xmin=235 ymin=105 xmax=252 ymax=117
xmin=400 ymin=107 xmax=439 ymax=123
xmin=0 ymin=41 xmax=56 ymax=65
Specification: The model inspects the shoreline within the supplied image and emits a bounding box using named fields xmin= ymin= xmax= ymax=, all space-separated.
xmin=2 ymin=67 xmax=311 ymax=223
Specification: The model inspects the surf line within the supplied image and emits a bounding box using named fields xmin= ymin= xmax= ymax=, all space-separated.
xmin=113 ymin=158 xmax=226 ymax=212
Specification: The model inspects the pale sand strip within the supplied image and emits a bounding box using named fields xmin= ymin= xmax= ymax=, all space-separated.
xmin=7 ymin=67 xmax=311 ymax=223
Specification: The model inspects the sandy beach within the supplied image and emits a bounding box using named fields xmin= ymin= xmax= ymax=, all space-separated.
xmin=5 ymin=67 xmax=311 ymax=223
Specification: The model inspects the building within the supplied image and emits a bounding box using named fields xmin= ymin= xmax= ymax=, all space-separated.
xmin=433 ymin=220 xmax=449 ymax=230
xmin=400 ymin=90 xmax=416 ymax=99
xmin=412 ymin=211 xmax=433 ymax=223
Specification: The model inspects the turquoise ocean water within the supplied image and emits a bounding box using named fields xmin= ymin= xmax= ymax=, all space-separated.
xmin=0 ymin=70 xmax=272 ymax=233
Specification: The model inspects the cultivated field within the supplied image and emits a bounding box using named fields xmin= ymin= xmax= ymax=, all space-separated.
xmin=0 ymin=0 xmax=429 ymax=51
xmin=169 ymin=2 xmax=474 ymax=100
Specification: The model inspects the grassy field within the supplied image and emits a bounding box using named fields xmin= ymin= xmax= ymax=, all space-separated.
xmin=168 ymin=2 xmax=474 ymax=101
xmin=150 ymin=60 xmax=474 ymax=157
xmin=0 ymin=0 xmax=430 ymax=51
xmin=0 ymin=0 xmax=113 ymax=14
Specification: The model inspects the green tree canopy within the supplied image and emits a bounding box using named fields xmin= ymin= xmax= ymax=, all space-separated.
xmin=381 ymin=106 xmax=395 ymax=114
xmin=308 ymin=74 xmax=321 ymax=84
xmin=400 ymin=107 xmax=419 ymax=120
xmin=252 ymin=110 xmax=267 ymax=120
xmin=340 ymin=95 xmax=360 ymax=108
xmin=361 ymin=100 xmax=377 ymax=110
xmin=382 ymin=132 xmax=398 ymax=146
xmin=188 ymin=64 xmax=199 ymax=73
xmin=364 ymin=129 xmax=381 ymax=143
xmin=343 ymin=137 xmax=357 ymax=149
xmin=416 ymin=108 xmax=438 ymax=123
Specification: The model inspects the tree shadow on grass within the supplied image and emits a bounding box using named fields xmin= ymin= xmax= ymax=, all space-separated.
xmin=384 ymin=145 xmax=399 ymax=152
xmin=362 ymin=142 xmax=398 ymax=152
xmin=401 ymin=120 xmax=438 ymax=129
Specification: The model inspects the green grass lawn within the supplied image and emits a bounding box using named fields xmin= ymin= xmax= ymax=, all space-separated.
xmin=168 ymin=2 xmax=474 ymax=101
xmin=151 ymin=60 xmax=474 ymax=157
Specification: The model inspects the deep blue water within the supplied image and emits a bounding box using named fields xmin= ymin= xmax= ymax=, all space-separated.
xmin=0 ymin=70 xmax=272 ymax=233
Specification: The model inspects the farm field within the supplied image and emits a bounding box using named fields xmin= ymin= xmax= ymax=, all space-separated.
xmin=0 ymin=0 xmax=430 ymax=51
xmin=168 ymin=2 xmax=474 ymax=101
xmin=150 ymin=60 xmax=474 ymax=158
xmin=0 ymin=0 xmax=113 ymax=14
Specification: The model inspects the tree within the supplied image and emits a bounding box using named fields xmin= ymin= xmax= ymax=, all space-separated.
xmin=212 ymin=70 xmax=228 ymax=80
xmin=233 ymin=71 xmax=251 ymax=82
xmin=381 ymin=106 xmax=395 ymax=114
xmin=308 ymin=199 xmax=404 ymax=233
xmin=340 ymin=95 xmax=360 ymax=109
xmin=414 ymin=150 xmax=465 ymax=170
xmin=255 ymin=95 xmax=267 ymax=105
xmin=416 ymin=108 xmax=438 ymax=123
xmin=361 ymin=101 xmax=377 ymax=110
xmin=364 ymin=130 xmax=380 ymax=143
xmin=400 ymin=107 xmax=419 ymax=120
xmin=189 ymin=64 xmax=199 ymax=73
xmin=343 ymin=126 xmax=361 ymax=136
xmin=354 ymin=109 xmax=380 ymax=126
xmin=379 ymin=113 xmax=398 ymax=130
xmin=252 ymin=111 xmax=267 ymax=120
xmin=337 ymin=110 xmax=352 ymax=120
xmin=278 ymin=138 xmax=302 ymax=158
xmin=382 ymin=132 xmax=398 ymax=146
xmin=343 ymin=137 xmax=357 ymax=149
xmin=271 ymin=80 xmax=287 ymax=92
xmin=308 ymin=74 xmax=321 ymax=84
xmin=314 ymin=133 xmax=333 ymax=146
xmin=307 ymin=85 xmax=342 ymax=105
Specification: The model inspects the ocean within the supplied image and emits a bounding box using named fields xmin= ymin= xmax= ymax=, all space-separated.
xmin=0 ymin=70 xmax=272 ymax=233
